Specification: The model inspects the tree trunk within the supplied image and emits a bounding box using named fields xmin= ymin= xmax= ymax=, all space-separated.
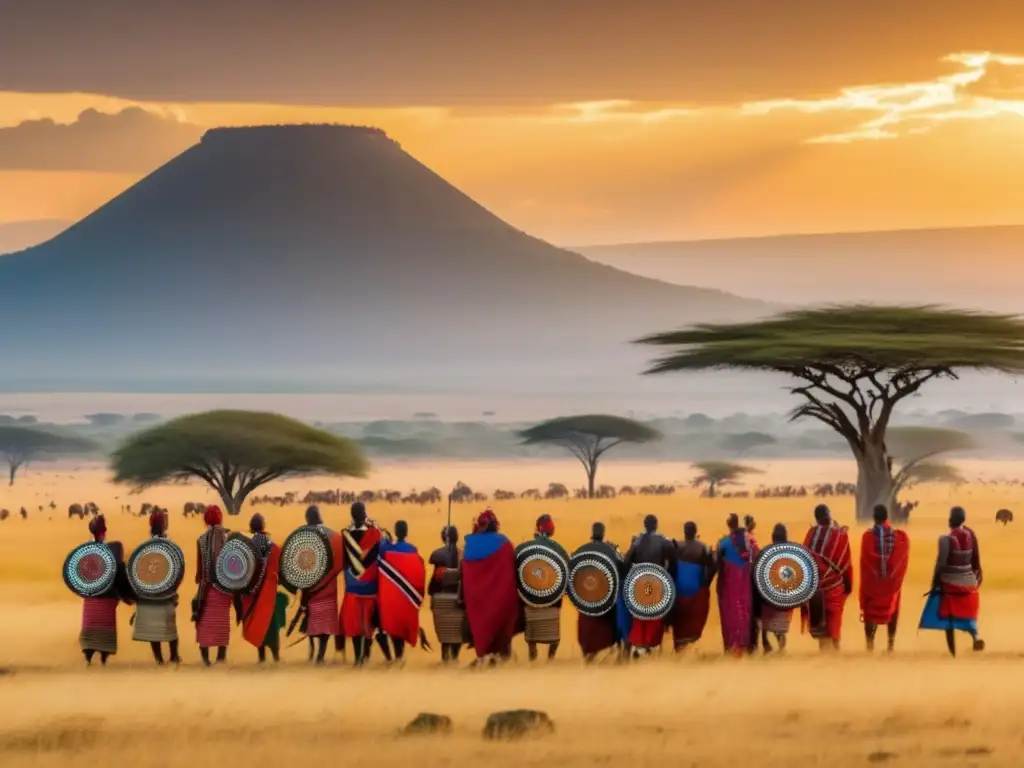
xmin=215 ymin=488 xmax=242 ymax=516
xmin=707 ymin=481 xmax=717 ymax=499
xmin=586 ymin=463 xmax=597 ymax=499
xmin=855 ymin=441 xmax=893 ymax=521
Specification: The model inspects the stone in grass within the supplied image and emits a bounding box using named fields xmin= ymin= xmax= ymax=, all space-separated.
xmin=482 ymin=710 xmax=555 ymax=741
xmin=400 ymin=713 xmax=453 ymax=736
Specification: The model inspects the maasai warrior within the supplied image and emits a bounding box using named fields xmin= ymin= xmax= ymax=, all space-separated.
xmin=576 ymin=522 xmax=625 ymax=662
xmin=671 ymin=521 xmax=715 ymax=651
xmin=301 ymin=505 xmax=343 ymax=664
xmin=79 ymin=515 xmax=132 ymax=665
xmin=133 ymin=509 xmax=181 ymax=665
xmin=759 ymin=524 xmax=794 ymax=654
xmin=462 ymin=509 xmax=520 ymax=665
xmin=241 ymin=513 xmax=289 ymax=663
xmin=377 ymin=520 xmax=427 ymax=664
xmin=523 ymin=514 xmax=569 ymax=662
xmin=623 ymin=514 xmax=677 ymax=658
xmin=716 ymin=513 xmax=758 ymax=655
xmin=920 ymin=506 xmax=985 ymax=656
xmin=428 ymin=525 xmax=468 ymax=663
xmin=341 ymin=501 xmax=383 ymax=665
xmin=860 ymin=504 xmax=910 ymax=653
xmin=195 ymin=505 xmax=232 ymax=665
xmin=801 ymin=504 xmax=853 ymax=651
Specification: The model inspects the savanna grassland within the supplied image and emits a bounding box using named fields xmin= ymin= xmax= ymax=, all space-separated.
xmin=2 ymin=458 xmax=1024 ymax=767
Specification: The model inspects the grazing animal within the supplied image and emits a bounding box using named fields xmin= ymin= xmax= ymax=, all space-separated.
xmin=68 ymin=503 xmax=85 ymax=519
xmin=996 ymin=509 xmax=1014 ymax=525
xmin=0 ymin=509 xmax=9 ymax=521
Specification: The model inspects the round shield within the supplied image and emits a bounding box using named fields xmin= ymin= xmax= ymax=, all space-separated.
xmin=515 ymin=540 xmax=569 ymax=607
xmin=624 ymin=563 xmax=675 ymax=621
xmin=754 ymin=542 xmax=820 ymax=610
xmin=63 ymin=542 xmax=118 ymax=598
xmin=279 ymin=525 xmax=332 ymax=593
xmin=214 ymin=533 xmax=261 ymax=594
xmin=128 ymin=538 xmax=185 ymax=599
xmin=567 ymin=549 xmax=620 ymax=617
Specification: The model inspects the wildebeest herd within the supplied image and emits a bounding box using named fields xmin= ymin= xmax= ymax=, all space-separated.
xmin=0 ymin=480 xmax=1013 ymax=526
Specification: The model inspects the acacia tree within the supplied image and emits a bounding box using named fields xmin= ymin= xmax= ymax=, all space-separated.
xmin=690 ymin=461 xmax=760 ymax=498
xmin=111 ymin=410 xmax=369 ymax=515
xmin=518 ymin=415 xmax=662 ymax=498
xmin=0 ymin=426 xmax=96 ymax=485
xmin=638 ymin=305 xmax=1024 ymax=519
xmin=886 ymin=426 xmax=973 ymax=506
xmin=720 ymin=431 xmax=777 ymax=457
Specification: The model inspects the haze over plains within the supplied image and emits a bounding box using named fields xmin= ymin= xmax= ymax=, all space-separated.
xmin=1 ymin=2 xmax=1022 ymax=412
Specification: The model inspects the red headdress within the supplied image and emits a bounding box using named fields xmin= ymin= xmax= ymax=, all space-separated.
xmin=203 ymin=505 xmax=223 ymax=527
xmin=535 ymin=514 xmax=555 ymax=537
xmin=88 ymin=514 xmax=107 ymax=541
xmin=474 ymin=508 xmax=499 ymax=534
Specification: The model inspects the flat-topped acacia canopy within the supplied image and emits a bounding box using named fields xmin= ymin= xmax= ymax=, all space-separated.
xmin=637 ymin=305 xmax=1024 ymax=519
xmin=111 ymin=410 xmax=368 ymax=515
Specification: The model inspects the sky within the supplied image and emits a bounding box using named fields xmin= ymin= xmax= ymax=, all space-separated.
xmin=2 ymin=1 xmax=1024 ymax=245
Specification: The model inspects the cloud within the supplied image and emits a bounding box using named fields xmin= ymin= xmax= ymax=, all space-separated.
xmin=0 ymin=107 xmax=202 ymax=171
xmin=739 ymin=51 xmax=1024 ymax=144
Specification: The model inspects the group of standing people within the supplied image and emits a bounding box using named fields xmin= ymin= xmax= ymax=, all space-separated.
xmin=618 ymin=502 xmax=983 ymax=658
xmin=79 ymin=505 xmax=288 ymax=666
xmin=76 ymin=500 xmax=986 ymax=666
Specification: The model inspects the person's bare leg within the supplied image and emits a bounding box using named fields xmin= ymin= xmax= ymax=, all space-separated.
xmin=886 ymin=615 xmax=898 ymax=652
xmin=547 ymin=642 xmax=559 ymax=661
xmin=528 ymin=642 xmax=538 ymax=662
xmin=865 ymin=622 xmax=877 ymax=652
xmin=761 ymin=629 xmax=773 ymax=654
xmin=945 ymin=628 xmax=956 ymax=657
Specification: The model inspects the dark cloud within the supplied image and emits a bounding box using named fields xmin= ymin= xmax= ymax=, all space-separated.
xmin=0 ymin=108 xmax=201 ymax=171
xmin=1 ymin=1 xmax=1023 ymax=106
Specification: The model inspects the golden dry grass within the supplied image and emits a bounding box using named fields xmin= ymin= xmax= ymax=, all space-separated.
xmin=2 ymin=458 xmax=1024 ymax=767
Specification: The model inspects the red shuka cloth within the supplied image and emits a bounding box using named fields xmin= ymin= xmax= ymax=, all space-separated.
xmin=628 ymin=618 xmax=665 ymax=649
xmin=859 ymin=524 xmax=909 ymax=625
xmin=82 ymin=596 xmax=118 ymax=631
xmin=940 ymin=527 xmax=980 ymax=621
xmin=308 ymin=532 xmax=343 ymax=637
xmin=462 ymin=536 xmax=521 ymax=658
xmin=673 ymin=586 xmax=711 ymax=646
xmin=242 ymin=543 xmax=282 ymax=647
xmin=577 ymin=613 xmax=617 ymax=655
xmin=801 ymin=524 xmax=853 ymax=640
xmin=196 ymin=587 xmax=232 ymax=647
xmin=378 ymin=549 xmax=426 ymax=645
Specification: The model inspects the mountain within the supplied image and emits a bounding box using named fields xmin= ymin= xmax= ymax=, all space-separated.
xmin=0 ymin=219 xmax=70 ymax=255
xmin=0 ymin=125 xmax=772 ymax=392
xmin=580 ymin=226 xmax=1024 ymax=312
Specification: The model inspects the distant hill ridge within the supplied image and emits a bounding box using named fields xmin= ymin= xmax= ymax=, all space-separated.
xmin=580 ymin=225 xmax=1024 ymax=310
xmin=0 ymin=124 xmax=771 ymax=391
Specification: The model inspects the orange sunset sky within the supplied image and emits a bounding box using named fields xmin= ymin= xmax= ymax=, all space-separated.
xmin=2 ymin=1 xmax=1024 ymax=245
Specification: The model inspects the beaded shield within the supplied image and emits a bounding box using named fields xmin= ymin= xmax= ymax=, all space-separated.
xmin=63 ymin=542 xmax=118 ymax=598
xmin=128 ymin=538 xmax=185 ymax=600
xmin=213 ymin=533 xmax=262 ymax=594
xmin=515 ymin=540 xmax=569 ymax=608
xmin=567 ymin=546 xmax=620 ymax=617
xmin=624 ymin=563 xmax=675 ymax=621
xmin=754 ymin=542 xmax=819 ymax=610
xmin=279 ymin=525 xmax=333 ymax=593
